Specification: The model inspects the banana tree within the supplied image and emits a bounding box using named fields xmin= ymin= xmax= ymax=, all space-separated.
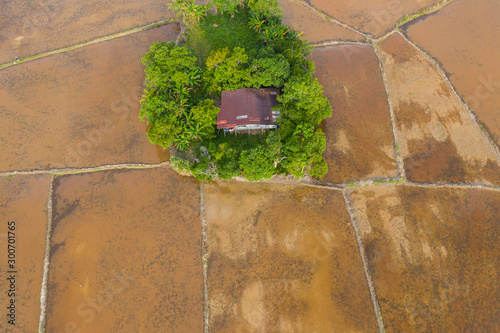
xmin=225 ymin=0 xmax=238 ymax=18
xmin=248 ymin=14 xmax=266 ymax=32
xmin=213 ymin=0 xmax=226 ymax=15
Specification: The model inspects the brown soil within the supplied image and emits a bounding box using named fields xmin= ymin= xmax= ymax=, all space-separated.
xmin=0 ymin=174 xmax=50 ymax=333
xmin=0 ymin=0 xmax=177 ymax=63
xmin=403 ymin=0 xmax=500 ymax=147
xmin=205 ymin=181 xmax=378 ymax=332
xmin=0 ymin=25 xmax=178 ymax=172
xmin=278 ymin=0 xmax=364 ymax=43
xmin=310 ymin=45 xmax=398 ymax=183
xmin=350 ymin=185 xmax=500 ymax=333
xmin=378 ymin=33 xmax=500 ymax=185
xmin=308 ymin=0 xmax=441 ymax=37
xmin=46 ymin=167 xmax=203 ymax=332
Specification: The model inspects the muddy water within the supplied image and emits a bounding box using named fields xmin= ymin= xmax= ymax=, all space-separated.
xmin=0 ymin=0 xmax=178 ymax=63
xmin=378 ymin=33 xmax=500 ymax=185
xmin=0 ymin=25 xmax=178 ymax=172
xmin=309 ymin=0 xmax=441 ymax=37
xmin=205 ymin=181 xmax=378 ymax=332
xmin=310 ymin=45 xmax=398 ymax=183
xmin=46 ymin=167 xmax=203 ymax=332
xmin=403 ymin=0 xmax=500 ymax=147
xmin=278 ymin=0 xmax=364 ymax=43
xmin=350 ymin=185 xmax=500 ymax=333
xmin=0 ymin=174 xmax=50 ymax=332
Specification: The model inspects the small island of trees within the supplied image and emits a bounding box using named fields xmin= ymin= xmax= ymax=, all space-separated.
xmin=140 ymin=0 xmax=332 ymax=181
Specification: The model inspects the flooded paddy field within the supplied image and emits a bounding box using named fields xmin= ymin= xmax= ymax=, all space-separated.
xmin=204 ymin=181 xmax=378 ymax=332
xmin=0 ymin=25 xmax=177 ymax=172
xmin=0 ymin=174 xmax=50 ymax=333
xmin=403 ymin=0 xmax=500 ymax=147
xmin=309 ymin=0 xmax=441 ymax=37
xmin=350 ymin=185 xmax=500 ymax=333
xmin=46 ymin=167 xmax=203 ymax=332
xmin=278 ymin=0 xmax=364 ymax=44
xmin=378 ymin=33 xmax=500 ymax=185
xmin=0 ymin=0 xmax=176 ymax=63
xmin=311 ymin=45 xmax=398 ymax=183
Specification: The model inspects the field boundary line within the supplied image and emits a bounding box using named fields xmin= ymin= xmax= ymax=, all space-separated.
xmin=2 ymin=161 xmax=498 ymax=191
xmin=0 ymin=161 xmax=172 ymax=178
xmin=0 ymin=19 xmax=177 ymax=71
xmin=342 ymin=189 xmax=385 ymax=333
xmin=395 ymin=0 xmax=457 ymax=28
xmin=405 ymin=181 xmax=500 ymax=192
xmin=200 ymin=182 xmax=210 ymax=333
xmin=38 ymin=174 xmax=54 ymax=333
xmin=372 ymin=36 xmax=407 ymax=180
xmin=311 ymin=40 xmax=370 ymax=47
xmin=374 ymin=0 xmax=457 ymax=43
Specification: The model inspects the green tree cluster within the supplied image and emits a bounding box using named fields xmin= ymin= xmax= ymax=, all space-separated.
xmin=203 ymin=46 xmax=290 ymax=95
xmin=140 ymin=0 xmax=332 ymax=181
xmin=140 ymin=42 xmax=217 ymax=150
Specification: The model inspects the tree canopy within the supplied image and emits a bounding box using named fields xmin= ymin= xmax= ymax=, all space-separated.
xmin=140 ymin=0 xmax=332 ymax=181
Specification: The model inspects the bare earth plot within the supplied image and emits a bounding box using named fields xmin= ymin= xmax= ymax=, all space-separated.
xmin=308 ymin=0 xmax=442 ymax=37
xmin=0 ymin=174 xmax=50 ymax=333
xmin=46 ymin=168 xmax=203 ymax=332
xmin=205 ymin=181 xmax=378 ymax=332
xmin=378 ymin=33 xmax=500 ymax=185
xmin=403 ymin=0 xmax=500 ymax=147
xmin=0 ymin=25 xmax=178 ymax=173
xmin=350 ymin=185 xmax=500 ymax=333
xmin=0 ymin=0 xmax=177 ymax=63
xmin=310 ymin=45 xmax=398 ymax=183
xmin=278 ymin=0 xmax=364 ymax=44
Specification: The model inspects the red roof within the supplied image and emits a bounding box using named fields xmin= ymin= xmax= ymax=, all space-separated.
xmin=217 ymin=88 xmax=280 ymax=129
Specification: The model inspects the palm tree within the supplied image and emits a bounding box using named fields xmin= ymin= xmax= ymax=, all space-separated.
xmin=167 ymin=0 xmax=184 ymax=17
xmin=248 ymin=14 xmax=266 ymax=32
xmin=213 ymin=0 xmax=226 ymax=15
xmin=173 ymin=131 xmax=192 ymax=151
xmin=186 ymin=123 xmax=208 ymax=140
xmin=225 ymin=0 xmax=238 ymax=18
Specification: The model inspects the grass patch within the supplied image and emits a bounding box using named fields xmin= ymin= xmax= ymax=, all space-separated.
xmin=199 ymin=11 xmax=261 ymax=58
xmin=7 ymin=174 xmax=14 ymax=180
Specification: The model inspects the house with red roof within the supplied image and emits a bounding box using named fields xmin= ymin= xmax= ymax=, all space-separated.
xmin=216 ymin=88 xmax=281 ymax=131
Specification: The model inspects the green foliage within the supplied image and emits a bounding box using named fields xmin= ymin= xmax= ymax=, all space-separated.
xmin=204 ymin=47 xmax=252 ymax=94
xmin=246 ymin=0 xmax=283 ymax=18
xmin=140 ymin=42 xmax=215 ymax=149
xmin=140 ymin=0 xmax=332 ymax=181
xmin=281 ymin=124 xmax=326 ymax=178
xmin=203 ymin=45 xmax=290 ymax=95
xmin=240 ymin=145 xmax=276 ymax=181
xmin=170 ymin=156 xmax=192 ymax=172
xmin=141 ymin=41 xmax=199 ymax=91
xmin=191 ymin=99 xmax=220 ymax=139
xmin=168 ymin=0 xmax=212 ymax=22
xmin=200 ymin=10 xmax=261 ymax=56
xmin=277 ymin=76 xmax=331 ymax=128
xmin=250 ymin=48 xmax=290 ymax=87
